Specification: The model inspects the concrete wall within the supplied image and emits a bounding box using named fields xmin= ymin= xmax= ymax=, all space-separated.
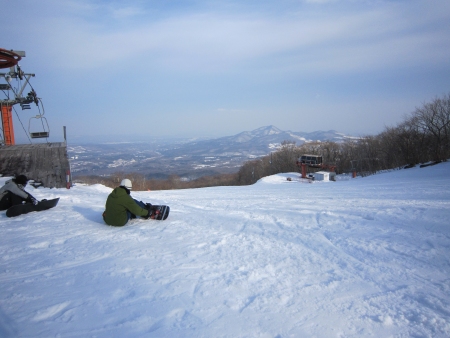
xmin=0 ymin=142 xmax=71 ymax=188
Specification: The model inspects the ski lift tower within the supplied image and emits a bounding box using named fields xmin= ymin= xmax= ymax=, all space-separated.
xmin=0 ymin=48 xmax=71 ymax=188
xmin=296 ymin=154 xmax=337 ymax=181
xmin=0 ymin=49 xmax=50 ymax=144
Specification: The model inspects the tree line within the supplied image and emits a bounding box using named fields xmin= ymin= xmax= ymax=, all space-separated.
xmin=76 ymin=93 xmax=450 ymax=189
xmin=238 ymin=93 xmax=450 ymax=184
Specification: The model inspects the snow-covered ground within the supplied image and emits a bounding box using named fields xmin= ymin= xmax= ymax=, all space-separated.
xmin=1 ymin=162 xmax=450 ymax=337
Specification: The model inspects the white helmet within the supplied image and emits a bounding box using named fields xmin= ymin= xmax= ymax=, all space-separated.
xmin=120 ymin=178 xmax=132 ymax=190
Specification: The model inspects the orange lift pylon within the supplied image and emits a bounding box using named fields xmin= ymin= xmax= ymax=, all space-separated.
xmin=1 ymin=104 xmax=15 ymax=145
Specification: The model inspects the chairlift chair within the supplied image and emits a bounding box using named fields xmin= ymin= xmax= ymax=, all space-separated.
xmin=28 ymin=114 xmax=50 ymax=139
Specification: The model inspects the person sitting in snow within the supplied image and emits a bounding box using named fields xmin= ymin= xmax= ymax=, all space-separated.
xmin=0 ymin=175 xmax=38 ymax=211
xmin=103 ymin=178 xmax=156 ymax=227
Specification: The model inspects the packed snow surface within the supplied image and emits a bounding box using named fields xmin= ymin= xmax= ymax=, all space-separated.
xmin=1 ymin=162 xmax=450 ymax=337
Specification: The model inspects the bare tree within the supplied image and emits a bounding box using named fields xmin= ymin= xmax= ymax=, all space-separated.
xmin=410 ymin=94 xmax=450 ymax=161
xmin=271 ymin=141 xmax=299 ymax=173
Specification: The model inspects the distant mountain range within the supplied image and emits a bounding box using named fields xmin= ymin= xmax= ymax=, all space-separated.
xmin=229 ymin=125 xmax=354 ymax=144
xmin=162 ymin=125 xmax=357 ymax=158
xmin=68 ymin=126 xmax=356 ymax=179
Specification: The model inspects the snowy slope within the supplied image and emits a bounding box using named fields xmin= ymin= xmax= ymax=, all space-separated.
xmin=1 ymin=162 xmax=450 ymax=337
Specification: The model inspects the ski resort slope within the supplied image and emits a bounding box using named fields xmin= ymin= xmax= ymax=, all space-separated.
xmin=1 ymin=162 xmax=450 ymax=338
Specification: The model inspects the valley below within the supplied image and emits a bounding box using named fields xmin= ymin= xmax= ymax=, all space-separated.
xmin=67 ymin=126 xmax=355 ymax=180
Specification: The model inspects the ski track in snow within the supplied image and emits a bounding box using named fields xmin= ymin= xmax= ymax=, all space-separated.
xmin=1 ymin=164 xmax=450 ymax=337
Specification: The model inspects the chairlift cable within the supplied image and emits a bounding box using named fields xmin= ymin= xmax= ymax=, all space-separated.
xmin=36 ymin=99 xmax=50 ymax=143
xmin=38 ymin=97 xmax=46 ymax=117
xmin=12 ymin=104 xmax=32 ymax=144
xmin=1 ymin=88 xmax=10 ymax=99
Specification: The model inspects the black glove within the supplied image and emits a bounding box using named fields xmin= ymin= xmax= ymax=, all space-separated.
xmin=27 ymin=196 xmax=38 ymax=205
xmin=143 ymin=209 xmax=153 ymax=219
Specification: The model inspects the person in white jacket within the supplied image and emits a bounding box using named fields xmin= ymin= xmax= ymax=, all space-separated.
xmin=0 ymin=175 xmax=38 ymax=210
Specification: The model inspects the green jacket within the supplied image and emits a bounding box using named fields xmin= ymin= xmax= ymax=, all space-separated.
xmin=103 ymin=187 xmax=149 ymax=226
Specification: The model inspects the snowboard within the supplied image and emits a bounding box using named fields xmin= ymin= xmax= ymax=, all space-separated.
xmin=150 ymin=205 xmax=170 ymax=220
xmin=6 ymin=198 xmax=60 ymax=218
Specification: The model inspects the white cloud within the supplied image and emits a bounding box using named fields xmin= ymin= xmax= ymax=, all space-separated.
xmin=19 ymin=0 xmax=444 ymax=78
xmin=2 ymin=0 xmax=447 ymax=76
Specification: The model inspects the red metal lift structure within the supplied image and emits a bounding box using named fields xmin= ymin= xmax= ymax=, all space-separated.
xmin=0 ymin=48 xmax=45 ymax=145
xmin=296 ymin=154 xmax=337 ymax=179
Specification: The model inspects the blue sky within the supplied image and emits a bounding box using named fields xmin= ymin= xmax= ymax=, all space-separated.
xmin=2 ymin=0 xmax=450 ymax=143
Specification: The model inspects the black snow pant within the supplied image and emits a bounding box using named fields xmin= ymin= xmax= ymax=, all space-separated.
xmin=0 ymin=191 xmax=29 ymax=211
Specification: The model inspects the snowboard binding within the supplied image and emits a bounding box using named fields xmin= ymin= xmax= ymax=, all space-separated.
xmin=145 ymin=203 xmax=170 ymax=220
